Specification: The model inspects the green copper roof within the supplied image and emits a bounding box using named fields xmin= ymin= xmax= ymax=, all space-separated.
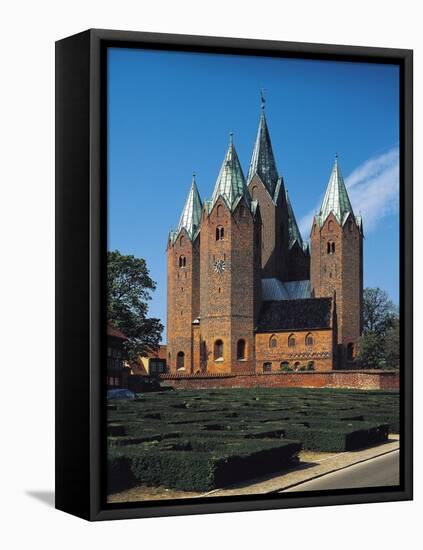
xmin=319 ymin=156 xmax=354 ymax=225
xmin=176 ymin=175 xmax=203 ymax=240
xmin=286 ymin=190 xmax=304 ymax=249
xmin=247 ymin=108 xmax=279 ymax=197
xmin=211 ymin=136 xmax=251 ymax=211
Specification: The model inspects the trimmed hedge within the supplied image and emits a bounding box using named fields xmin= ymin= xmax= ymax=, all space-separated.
xmin=107 ymin=387 xmax=399 ymax=493
xmin=108 ymin=438 xmax=302 ymax=492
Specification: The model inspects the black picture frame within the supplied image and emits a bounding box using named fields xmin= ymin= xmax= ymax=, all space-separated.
xmin=55 ymin=28 xmax=413 ymax=521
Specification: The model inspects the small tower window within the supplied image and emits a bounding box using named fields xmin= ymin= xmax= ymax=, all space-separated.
xmin=328 ymin=220 xmax=334 ymax=232
xmin=288 ymin=334 xmax=296 ymax=348
xmin=239 ymin=205 xmax=246 ymax=218
xmin=180 ymin=236 xmax=185 ymax=247
xmin=269 ymin=335 xmax=277 ymax=348
xmin=216 ymin=226 xmax=224 ymax=240
xmin=305 ymin=333 xmax=314 ymax=346
xmin=348 ymin=220 xmax=354 ymax=232
xmin=252 ymin=186 xmax=258 ymax=200
xmin=216 ymin=205 xmax=223 ymax=218
xmin=237 ymin=339 xmax=246 ymax=360
xmin=327 ymin=241 xmax=335 ymax=254
xmin=214 ymin=339 xmax=224 ymax=361
xmin=179 ymin=255 xmax=187 ymax=268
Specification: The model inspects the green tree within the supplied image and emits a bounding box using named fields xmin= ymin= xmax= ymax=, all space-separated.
xmin=358 ymin=287 xmax=399 ymax=369
xmin=384 ymin=318 xmax=400 ymax=369
xmin=107 ymin=250 xmax=163 ymax=360
xmin=363 ymin=287 xmax=397 ymax=334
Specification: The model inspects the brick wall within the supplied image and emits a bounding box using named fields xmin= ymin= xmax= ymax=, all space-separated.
xmin=248 ymin=175 xmax=289 ymax=281
xmin=255 ymin=328 xmax=334 ymax=372
xmin=159 ymin=371 xmax=399 ymax=391
xmin=288 ymin=242 xmax=310 ymax=281
xmin=166 ymin=229 xmax=200 ymax=374
xmin=310 ymin=211 xmax=363 ymax=368
xmin=199 ymin=197 xmax=257 ymax=374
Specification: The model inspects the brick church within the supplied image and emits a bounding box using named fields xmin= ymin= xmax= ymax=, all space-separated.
xmin=167 ymin=104 xmax=363 ymax=374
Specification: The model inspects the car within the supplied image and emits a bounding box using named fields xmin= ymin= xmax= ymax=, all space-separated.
xmin=107 ymin=388 xmax=136 ymax=401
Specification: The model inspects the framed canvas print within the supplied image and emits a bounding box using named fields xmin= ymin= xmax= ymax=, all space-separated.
xmin=55 ymin=29 xmax=413 ymax=521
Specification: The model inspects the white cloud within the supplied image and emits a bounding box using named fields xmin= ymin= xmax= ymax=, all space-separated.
xmin=298 ymin=147 xmax=399 ymax=237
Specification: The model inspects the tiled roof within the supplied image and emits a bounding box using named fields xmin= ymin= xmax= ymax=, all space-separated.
xmin=107 ymin=324 xmax=127 ymax=340
xmin=261 ymin=278 xmax=311 ymax=301
xmin=145 ymin=345 xmax=167 ymax=360
xmin=211 ymin=137 xmax=251 ymax=212
xmin=247 ymin=109 xmax=279 ymax=197
xmin=257 ymin=298 xmax=333 ymax=332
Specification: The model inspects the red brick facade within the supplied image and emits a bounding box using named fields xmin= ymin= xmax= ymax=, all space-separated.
xmin=255 ymin=328 xmax=334 ymax=372
xmin=166 ymin=119 xmax=363 ymax=377
xmin=248 ymin=175 xmax=288 ymax=281
xmin=310 ymin=211 xmax=363 ymax=368
xmin=159 ymin=371 xmax=399 ymax=391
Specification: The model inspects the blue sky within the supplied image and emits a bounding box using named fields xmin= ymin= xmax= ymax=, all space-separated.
xmin=108 ymin=47 xmax=400 ymax=341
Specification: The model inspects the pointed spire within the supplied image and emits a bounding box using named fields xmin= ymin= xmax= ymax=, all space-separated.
xmin=211 ymin=134 xmax=251 ymax=211
xmin=319 ymin=155 xmax=354 ymax=225
xmin=177 ymin=174 xmax=203 ymax=240
xmin=285 ymin=190 xmax=304 ymax=250
xmin=247 ymin=98 xmax=279 ymax=196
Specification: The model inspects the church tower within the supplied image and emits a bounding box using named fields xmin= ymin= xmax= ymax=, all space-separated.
xmin=167 ymin=176 xmax=202 ymax=373
xmin=286 ymin=190 xmax=310 ymax=281
xmin=310 ymin=156 xmax=363 ymax=368
xmin=199 ymin=135 xmax=261 ymax=374
xmin=247 ymin=101 xmax=289 ymax=281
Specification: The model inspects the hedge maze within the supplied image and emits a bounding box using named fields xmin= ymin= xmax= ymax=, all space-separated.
xmin=107 ymin=388 xmax=399 ymax=493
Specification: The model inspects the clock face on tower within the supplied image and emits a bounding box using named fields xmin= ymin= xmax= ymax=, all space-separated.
xmin=213 ymin=259 xmax=226 ymax=274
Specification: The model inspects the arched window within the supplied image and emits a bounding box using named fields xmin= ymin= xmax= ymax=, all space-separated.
xmin=294 ymin=361 xmax=300 ymax=370
xmin=347 ymin=343 xmax=354 ymax=360
xmin=288 ymin=334 xmax=296 ymax=347
xmin=176 ymin=351 xmax=185 ymax=371
xmin=239 ymin=205 xmax=246 ymax=218
xmin=215 ymin=226 xmax=224 ymax=241
xmin=179 ymin=255 xmax=186 ymax=268
xmin=237 ymin=339 xmax=246 ymax=360
xmin=251 ymin=185 xmax=258 ymax=200
xmin=328 ymin=220 xmax=334 ymax=232
xmin=214 ymin=339 xmax=224 ymax=361
xmin=263 ymin=362 xmax=272 ymax=372
xmin=280 ymin=361 xmax=290 ymax=370
xmin=180 ymin=235 xmax=185 ymax=247
xmin=269 ymin=335 xmax=277 ymax=348
xmin=348 ymin=220 xmax=354 ymax=232
xmin=305 ymin=333 xmax=314 ymax=346
xmin=216 ymin=204 xmax=223 ymax=218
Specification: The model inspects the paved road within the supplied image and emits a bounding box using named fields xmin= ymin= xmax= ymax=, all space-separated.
xmin=283 ymin=450 xmax=400 ymax=492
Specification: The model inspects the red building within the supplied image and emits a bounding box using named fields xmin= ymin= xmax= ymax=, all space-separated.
xmin=107 ymin=324 xmax=127 ymax=387
xmin=167 ymin=102 xmax=363 ymax=374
